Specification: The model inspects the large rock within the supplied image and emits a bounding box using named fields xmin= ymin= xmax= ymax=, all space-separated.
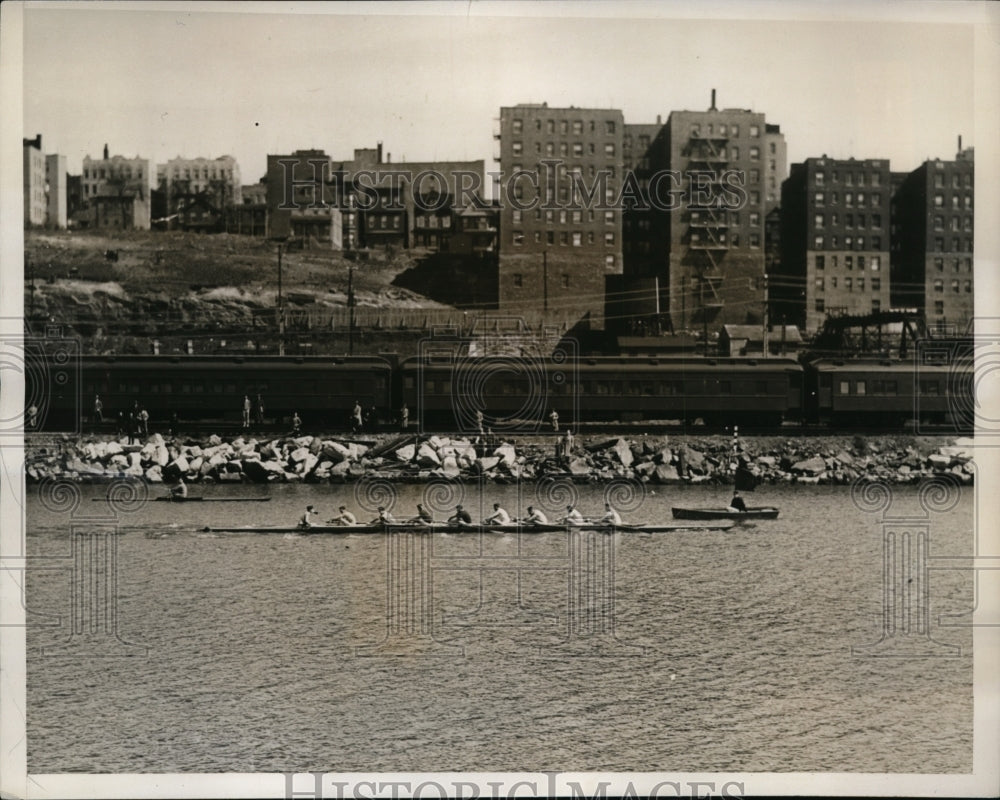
xmin=791 ymin=456 xmax=826 ymax=476
xmin=927 ymin=453 xmax=951 ymax=469
xmin=154 ymin=444 xmax=170 ymax=467
xmin=683 ymin=447 xmax=707 ymax=472
xmin=145 ymin=465 xmax=163 ymax=483
xmin=654 ymin=464 xmax=680 ymax=483
xmin=494 ymin=445 xmax=517 ymax=466
xmin=568 ymin=458 xmax=592 ymax=476
xmin=208 ymin=434 xmax=222 ymax=446
xmin=290 ymin=447 xmax=311 ymax=463
xmin=478 ymin=456 xmax=500 ymax=471
xmin=417 ymin=443 xmax=441 ymax=467
xmin=441 ymin=455 xmax=461 ymax=478
xmin=322 ymin=441 xmax=352 ymax=463
xmin=613 ymin=439 xmax=634 ymax=467
xmin=243 ymin=460 xmax=269 ymax=482
xmin=330 ymin=460 xmax=351 ymax=476
xmin=395 ymin=444 xmax=416 ymax=462
xmin=296 ymin=453 xmax=319 ymax=475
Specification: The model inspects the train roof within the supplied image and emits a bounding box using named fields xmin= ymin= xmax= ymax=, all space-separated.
xmin=79 ymin=354 xmax=393 ymax=368
xmin=402 ymin=355 xmax=801 ymax=370
xmin=809 ymin=358 xmax=961 ymax=373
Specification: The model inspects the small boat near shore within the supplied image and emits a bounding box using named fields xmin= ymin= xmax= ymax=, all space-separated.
xmin=202 ymin=520 xmax=736 ymax=535
xmin=671 ymin=506 xmax=779 ymax=520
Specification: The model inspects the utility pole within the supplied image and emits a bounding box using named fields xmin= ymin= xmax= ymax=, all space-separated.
xmin=347 ymin=264 xmax=355 ymax=356
xmin=277 ymin=243 xmax=285 ymax=356
xmin=762 ymin=273 xmax=769 ymax=359
xmin=543 ymin=250 xmax=548 ymax=313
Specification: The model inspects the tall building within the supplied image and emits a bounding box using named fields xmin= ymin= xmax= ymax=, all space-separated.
xmin=890 ymin=147 xmax=974 ymax=333
xmin=496 ymin=103 xmax=624 ymax=327
xmin=23 ymin=135 xmax=46 ymax=226
xmin=45 ymin=154 xmax=67 ymax=229
xmin=265 ymin=149 xmax=342 ymax=245
xmin=158 ymin=155 xmax=242 ymax=211
xmin=778 ymin=156 xmax=892 ymax=332
xmin=82 ymin=146 xmax=154 ymax=229
xmin=664 ymin=94 xmax=783 ymax=330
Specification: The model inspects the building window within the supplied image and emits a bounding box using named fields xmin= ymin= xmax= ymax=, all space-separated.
xmin=872 ymin=299 xmax=881 ymax=312
xmin=559 ymin=142 xmax=568 ymax=157
xmin=573 ymin=142 xmax=583 ymax=156
xmin=572 ymin=210 xmax=582 ymax=223
xmin=845 ymin=236 xmax=853 ymax=249
xmin=534 ymin=231 xmax=541 ymax=243
xmin=814 ymin=236 xmax=824 ymax=249
xmin=512 ymin=142 xmax=522 ymax=156
xmin=573 ymin=120 xmax=583 ymax=134
xmin=871 ymin=277 xmax=880 ymax=291
xmin=814 ymin=213 xmax=824 ymax=228
xmin=606 ymin=121 xmax=616 ymax=134
xmin=605 ymin=143 xmax=615 ymax=156
xmin=560 ymin=120 xmax=568 ymax=134
xmin=605 ymin=232 xmax=615 ymax=245
xmin=749 ymin=169 xmax=760 ymax=183
xmin=547 ymin=231 xmax=554 ymax=245
xmin=513 ymin=232 xmax=524 ymax=245
xmin=815 ymin=299 xmax=825 ymax=312
xmin=512 ymin=209 xmax=522 ymax=223
xmin=934 ymin=194 xmax=944 ymax=207
xmin=605 ymin=211 xmax=614 ymax=225
xmin=814 ymin=192 xmax=825 ymax=206
xmin=750 ymin=125 xmax=760 ymax=137
xmin=816 ymin=255 xmax=825 ymax=269
xmin=588 ymin=232 xmax=594 ymax=244
xmin=857 ymin=277 xmax=865 ymax=291
xmin=815 ymin=171 xmax=825 ymax=186
xmin=749 ymin=233 xmax=760 ymax=248
xmin=749 ymin=146 xmax=760 ymax=160
xmin=513 ymin=274 xmax=523 ymax=287
xmin=965 ymin=280 xmax=972 ymax=293
xmin=512 ymin=119 xmax=522 ymax=134
xmin=605 ymin=255 xmax=615 ymax=268
xmin=934 ymin=301 xmax=944 ymax=315
xmin=845 ymin=277 xmax=853 ymax=291
xmin=935 ymin=257 xmax=944 ymax=271
xmin=815 ymin=278 xmax=824 ymax=291
xmin=951 ymin=280 xmax=960 ymax=293
xmin=934 ymin=279 xmax=944 ymax=293
xmin=831 ymin=276 xmax=838 ymax=288
xmin=560 ymin=231 xmax=568 ymax=245
xmin=572 ymin=232 xmax=582 ymax=246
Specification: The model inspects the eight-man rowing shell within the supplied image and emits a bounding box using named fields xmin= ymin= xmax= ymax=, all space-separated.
xmin=201 ymin=520 xmax=737 ymax=534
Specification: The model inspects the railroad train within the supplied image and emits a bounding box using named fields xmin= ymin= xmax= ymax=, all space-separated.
xmin=26 ymin=346 xmax=974 ymax=433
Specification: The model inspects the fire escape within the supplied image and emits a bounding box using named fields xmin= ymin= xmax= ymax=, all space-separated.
xmin=684 ymin=129 xmax=730 ymax=323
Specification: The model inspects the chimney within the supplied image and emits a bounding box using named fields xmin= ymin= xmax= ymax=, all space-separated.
xmin=710 ymin=89 xmax=716 ymax=111
xmin=377 ymin=141 xmax=383 ymax=164
xmin=387 ymin=152 xmax=391 ymax=164
xmin=957 ymin=134 xmax=962 ymax=154
xmin=103 ymin=143 xmax=109 ymax=159
xmin=656 ymin=114 xmax=661 ymax=125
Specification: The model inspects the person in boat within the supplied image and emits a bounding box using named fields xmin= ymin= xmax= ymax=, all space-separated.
xmin=299 ymin=505 xmax=318 ymax=528
xmin=727 ymin=491 xmax=748 ymax=513
xmin=170 ymin=478 xmax=188 ymax=499
xmin=409 ymin=503 xmax=434 ymax=524
xmin=483 ymin=502 xmax=511 ymax=525
xmin=448 ymin=504 xmax=473 ymax=526
xmin=371 ymin=506 xmax=396 ymax=525
xmin=328 ymin=505 xmax=357 ymax=526
xmin=523 ymin=505 xmax=548 ymax=525
xmin=562 ymin=504 xmax=585 ymax=525
xmin=600 ymin=502 xmax=622 ymax=526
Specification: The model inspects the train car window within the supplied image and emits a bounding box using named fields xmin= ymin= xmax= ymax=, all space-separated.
xmin=212 ymin=383 xmax=223 ymax=393
xmin=719 ymin=381 xmax=732 ymax=395
xmin=404 ymin=376 xmax=416 ymax=390
xmin=839 ymin=381 xmax=849 ymax=395
xmin=596 ymin=381 xmax=610 ymax=395
xmin=163 ymin=384 xmax=173 ymax=393
xmin=149 ymin=384 xmax=159 ymax=394
xmin=130 ymin=383 xmax=140 ymax=394
xmin=756 ymin=380 xmax=769 ymax=394
xmin=226 ymin=383 xmax=236 ymax=394
xmin=856 ymin=381 xmax=866 ymax=395
xmin=182 ymin=384 xmax=191 ymax=393
xmin=627 ymin=381 xmax=641 ymax=395
xmin=118 ymin=383 xmax=127 ymax=393
xmin=194 ymin=384 xmax=204 ymax=393
xmin=441 ymin=380 xmax=452 ymax=394
xmin=919 ymin=380 xmax=940 ymax=395
xmin=424 ymin=379 xmax=435 ymax=393
xmin=642 ymin=382 xmax=655 ymax=396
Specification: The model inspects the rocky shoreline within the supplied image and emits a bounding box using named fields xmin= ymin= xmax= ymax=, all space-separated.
xmin=25 ymin=431 xmax=976 ymax=487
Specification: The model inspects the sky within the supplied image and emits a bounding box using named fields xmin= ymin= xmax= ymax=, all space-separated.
xmin=20 ymin=1 xmax=981 ymax=185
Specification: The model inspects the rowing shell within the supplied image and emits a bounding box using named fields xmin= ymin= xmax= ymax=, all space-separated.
xmin=201 ymin=520 xmax=737 ymax=534
xmin=92 ymin=497 xmax=271 ymax=503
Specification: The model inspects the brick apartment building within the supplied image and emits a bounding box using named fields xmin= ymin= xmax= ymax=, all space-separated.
xmin=496 ymin=103 xmax=625 ymax=327
xmin=890 ymin=146 xmax=974 ymax=333
xmin=777 ymin=157 xmax=893 ymax=332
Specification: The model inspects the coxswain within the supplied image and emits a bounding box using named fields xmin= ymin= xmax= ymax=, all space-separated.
xmin=524 ymin=505 xmax=548 ymax=525
xmin=448 ymin=504 xmax=472 ymax=526
xmin=328 ymin=505 xmax=357 ymax=526
xmin=727 ymin=491 xmax=748 ymax=513
xmin=483 ymin=503 xmax=511 ymax=525
xmin=171 ymin=478 xmax=188 ymax=499
xmin=562 ymin=505 xmax=584 ymax=526
xmin=299 ymin=505 xmax=318 ymax=528
xmin=600 ymin=502 xmax=622 ymax=526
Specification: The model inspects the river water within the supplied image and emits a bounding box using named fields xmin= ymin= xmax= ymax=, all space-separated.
xmin=25 ymin=480 xmax=973 ymax=774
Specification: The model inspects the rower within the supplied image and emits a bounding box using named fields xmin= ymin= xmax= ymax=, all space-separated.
xmin=409 ymin=503 xmax=434 ymax=524
xmin=483 ymin=502 xmax=511 ymax=525
xmin=600 ymin=502 xmax=622 ymax=526
xmin=171 ymin=478 xmax=188 ymax=499
xmin=371 ymin=506 xmax=396 ymax=525
xmin=727 ymin=491 xmax=748 ymax=513
xmin=448 ymin=504 xmax=472 ymax=525
xmin=524 ymin=505 xmax=548 ymax=525
xmin=562 ymin=504 xmax=584 ymax=526
xmin=299 ymin=505 xmax=318 ymax=528
xmin=328 ymin=505 xmax=357 ymax=526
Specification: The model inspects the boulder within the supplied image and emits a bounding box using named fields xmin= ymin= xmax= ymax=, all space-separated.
xmin=154 ymin=444 xmax=170 ymax=467
xmin=927 ymin=454 xmax=951 ymax=469
xmin=330 ymin=460 xmax=351 ymax=476
xmin=494 ymin=445 xmax=517 ymax=466
xmin=612 ymin=439 xmax=634 ymax=467
xmin=757 ymin=455 xmax=776 ymax=468
xmin=309 ymin=437 xmax=323 ymax=455
xmin=294 ymin=436 xmax=314 ymax=448
xmin=654 ymin=464 xmax=680 ymax=483
xmin=208 ymin=434 xmax=222 ymax=446
xmin=568 ymin=458 xmax=592 ymax=476
xmin=148 ymin=433 xmax=165 ymax=447
xmin=417 ymin=443 xmax=441 ymax=467
xmin=296 ymin=453 xmax=319 ymax=475
xmin=144 ymin=465 xmax=163 ymax=483
xmin=243 ymin=460 xmax=269 ymax=482
xmin=428 ymin=435 xmax=450 ymax=450
xmin=791 ymin=456 xmax=826 ymax=476
xmin=441 ymin=455 xmax=461 ymax=478
xmin=290 ymin=447 xmax=311 ymax=463
xmin=395 ymin=444 xmax=416 ymax=462
xmin=478 ymin=456 xmax=500 ymax=471
xmin=322 ymin=441 xmax=352 ymax=463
